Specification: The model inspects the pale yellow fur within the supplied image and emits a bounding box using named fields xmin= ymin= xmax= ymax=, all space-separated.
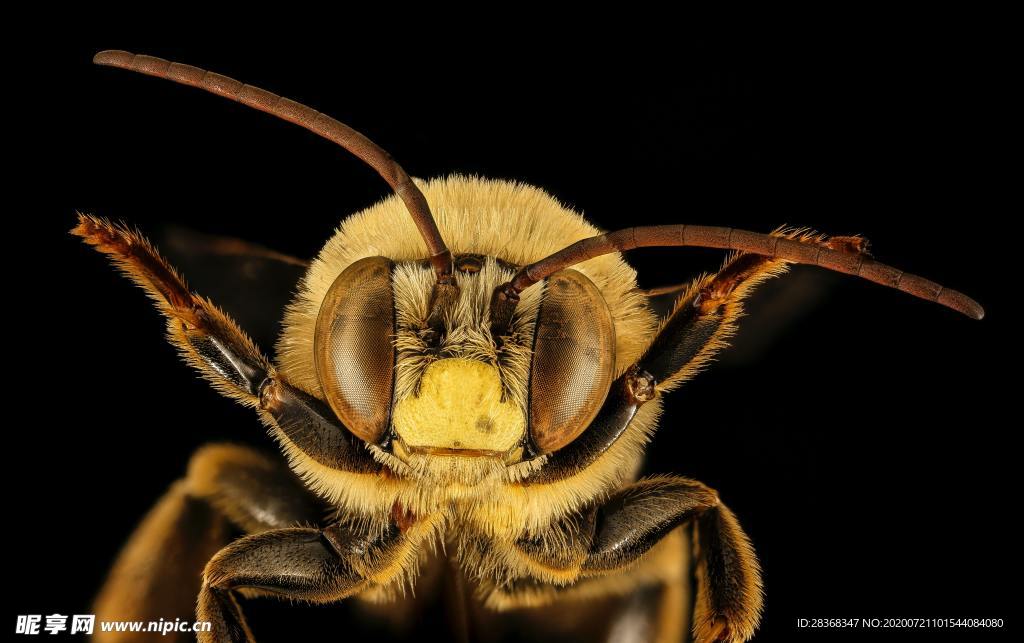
xmin=390 ymin=258 xmax=542 ymax=415
xmin=277 ymin=175 xmax=656 ymax=392
xmin=272 ymin=175 xmax=661 ymax=537
xmin=268 ymin=174 xmax=665 ymax=605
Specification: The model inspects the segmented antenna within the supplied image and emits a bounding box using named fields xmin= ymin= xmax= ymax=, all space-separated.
xmin=92 ymin=50 xmax=453 ymax=282
xmin=489 ymin=225 xmax=983 ymax=332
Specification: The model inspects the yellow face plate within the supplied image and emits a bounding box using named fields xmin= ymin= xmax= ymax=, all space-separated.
xmin=392 ymin=358 xmax=525 ymax=453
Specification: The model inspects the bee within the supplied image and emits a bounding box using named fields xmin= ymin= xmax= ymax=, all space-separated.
xmin=76 ymin=50 xmax=983 ymax=643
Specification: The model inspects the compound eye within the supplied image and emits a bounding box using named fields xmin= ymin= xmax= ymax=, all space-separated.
xmin=528 ymin=269 xmax=615 ymax=453
xmin=314 ymin=256 xmax=395 ymax=444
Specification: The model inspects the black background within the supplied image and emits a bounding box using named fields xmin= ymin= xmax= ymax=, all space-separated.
xmin=14 ymin=23 xmax=1015 ymax=642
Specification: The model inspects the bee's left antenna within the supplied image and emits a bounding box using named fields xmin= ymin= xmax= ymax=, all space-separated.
xmin=92 ymin=50 xmax=454 ymax=284
xmin=489 ymin=224 xmax=983 ymax=333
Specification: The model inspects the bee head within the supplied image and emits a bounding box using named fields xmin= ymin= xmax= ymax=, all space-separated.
xmin=313 ymin=252 xmax=615 ymax=470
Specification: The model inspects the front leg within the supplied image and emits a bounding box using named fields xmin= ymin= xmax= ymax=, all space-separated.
xmin=531 ymin=231 xmax=869 ymax=483
xmin=508 ymin=477 xmax=762 ymax=643
xmin=585 ymin=478 xmax=762 ymax=643
xmin=197 ymin=515 xmax=432 ymax=643
xmin=94 ymin=444 xmax=326 ymax=643
xmin=72 ymin=214 xmax=379 ymax=474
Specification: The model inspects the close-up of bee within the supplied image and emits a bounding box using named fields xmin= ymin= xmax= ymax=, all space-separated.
xmin=61 ymin=49 xmax=990 ymax=643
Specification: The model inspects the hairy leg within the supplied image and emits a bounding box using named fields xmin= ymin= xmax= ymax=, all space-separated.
xmin=72 ymin=214 xmax=380 ymax=475
xmin=94 ymin=444 xmax=324 ymax=643
xmin=196 ymin=514 xmax=436 ymax=643
xmin=530 ymin=231 xmax=867 ymax=482
xmin=490 ymin=477 xmax=761 ymax=643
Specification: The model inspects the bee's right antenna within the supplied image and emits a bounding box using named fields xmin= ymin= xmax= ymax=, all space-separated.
xmin=92 ymin=50 xmax=455 ymax=289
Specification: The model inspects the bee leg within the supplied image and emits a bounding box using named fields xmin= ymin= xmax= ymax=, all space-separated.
xmin=71 ymin=215 xmax=381 ymax=474
xmin=582 ymin=477 xmax=762 ymax=643
xmin=506 ymin=477 xmax=761 ymax=643
xmin=93 ymin=445 xmax=326 ymax=643
xmin=197 ymin=517 xmax=425 ymax=643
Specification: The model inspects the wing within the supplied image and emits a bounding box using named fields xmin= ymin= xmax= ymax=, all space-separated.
xmin=156 ymin=225 xmax=309 ymax=350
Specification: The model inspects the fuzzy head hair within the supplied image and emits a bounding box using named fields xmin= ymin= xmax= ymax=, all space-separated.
xmin=273 ymin=175 xmax=659 ymax=511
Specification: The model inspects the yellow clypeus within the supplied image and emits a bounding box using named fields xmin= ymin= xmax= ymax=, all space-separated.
xmin=392 ymin=358 xmax=525 ymax=453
